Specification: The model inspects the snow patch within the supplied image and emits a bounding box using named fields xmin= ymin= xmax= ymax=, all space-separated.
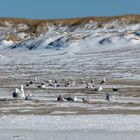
xmin=0 ymin=40 xmax=14 ymax=48
xmin=0 ymin=115 xmax=140 ymax=132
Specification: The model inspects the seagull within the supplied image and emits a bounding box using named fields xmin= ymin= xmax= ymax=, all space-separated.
xmin=72 ymin=81 xmax=76 ymax=87
xmin=65 ymin=81 xmax=71 ymax=87
xmin=93 ymin=85 xmax=103 ymax=92
xmin=12 ymin=88 xmax=20 ymax=98
xmin=106 ymin=93 xmax=114 ymax=101
xmin=100 ymin=78 xmax=106 ymax=85
xmin=29 ymin=81 xmax=33 ymax=85
xmin=112 ymin=86 xmax=120 ymax=92
xmin=48 ymin=80 xmax=53 ymax=87
xmin=82 ymin=96 xmax=91 ymax=103
xmin=37 ymin=82 xmax=46 ymax=89
xmin=26 ymin=80 xmax=33 ymax=87
xmin=54 ymin=80 xmax=60 ymax=87
xmin=65 ymin=96 xmax=78 ymax=102
xmin=81 ymin=80 xmax=85 ymax=85
xmin=19 ymin=85 xmax=25 ymax=99
xmin=57 ymin=95 xmax=67 ymax=102
xmin=25 ymin=94 xmax=33 ymax=100
xmin=92 ymin=80 xmax=96 ymax=86
xmin=12 ymin=85 xmax=25 ymax=99
xmin=81 ymin=80 xmax=86 ymax=87
xmin=85 ymin=82 xmax=92 ymax=88
xmin=25 ymin=94 xmax=39 ymax=102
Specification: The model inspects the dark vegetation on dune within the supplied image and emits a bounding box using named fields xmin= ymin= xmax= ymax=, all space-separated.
xmin=0 ymin=15 xmax=140 ymax=34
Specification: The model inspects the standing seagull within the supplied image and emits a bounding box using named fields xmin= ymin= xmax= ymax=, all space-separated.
xmin=100 ymin=78 xmax=106 ymax=85
xmin=85 ymin=82 xmax=92 ymax=88
xmin=54 ymin=80 xmax=60 ymax=87
xmin=12 ymin=85 xmax=25 ymax=99
xmin=19 ymin=85 xmax=25 ymax=99
xmin=72 ymin=81 xmax=76 ymax=87
xmin=12 ymin=88 xmax=20 ymax=98
xmin=90 ymin=80 xmax=95 ymax=87
xmin=81 ymin=80 xmax=85 ymax=85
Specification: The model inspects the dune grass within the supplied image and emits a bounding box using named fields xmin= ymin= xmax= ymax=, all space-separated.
xmin=0 ymin=14 xmax=140 ymax=40
xmin=0 ymin=14 xmax=140 ymax=27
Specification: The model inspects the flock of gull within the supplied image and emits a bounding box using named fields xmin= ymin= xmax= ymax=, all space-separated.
xmin=11 ymin=78 xmax=119 ymax=103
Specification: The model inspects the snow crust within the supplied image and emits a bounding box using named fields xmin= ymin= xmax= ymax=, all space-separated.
xmin=0 ymin=115 xmax=140 ymax=132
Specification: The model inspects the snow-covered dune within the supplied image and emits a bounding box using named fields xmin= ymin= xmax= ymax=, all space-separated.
xmin=0 ymin=16 xmax=140 ymax=81
xmin=0 ymin=16 xmax=140 ymax=52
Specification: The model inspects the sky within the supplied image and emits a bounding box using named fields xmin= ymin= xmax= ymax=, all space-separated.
xmin=0 ymin=0 xmax=140 ymax=19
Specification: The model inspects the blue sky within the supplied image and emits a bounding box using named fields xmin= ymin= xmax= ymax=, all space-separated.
xmin=0 ymin=0 xmax=140 ymax=19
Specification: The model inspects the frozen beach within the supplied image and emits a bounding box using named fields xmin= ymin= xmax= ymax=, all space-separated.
xmin=0 ymin=16 xmax=140 ymax=139
xmin=0 ymin=47 xmax=140 ymax=139
xmin=0 ymin=115 xmax=140 ymax=140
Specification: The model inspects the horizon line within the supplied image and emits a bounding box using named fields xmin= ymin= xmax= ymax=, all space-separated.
xmin=0 ymin=14 xmax=139 ymax=21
